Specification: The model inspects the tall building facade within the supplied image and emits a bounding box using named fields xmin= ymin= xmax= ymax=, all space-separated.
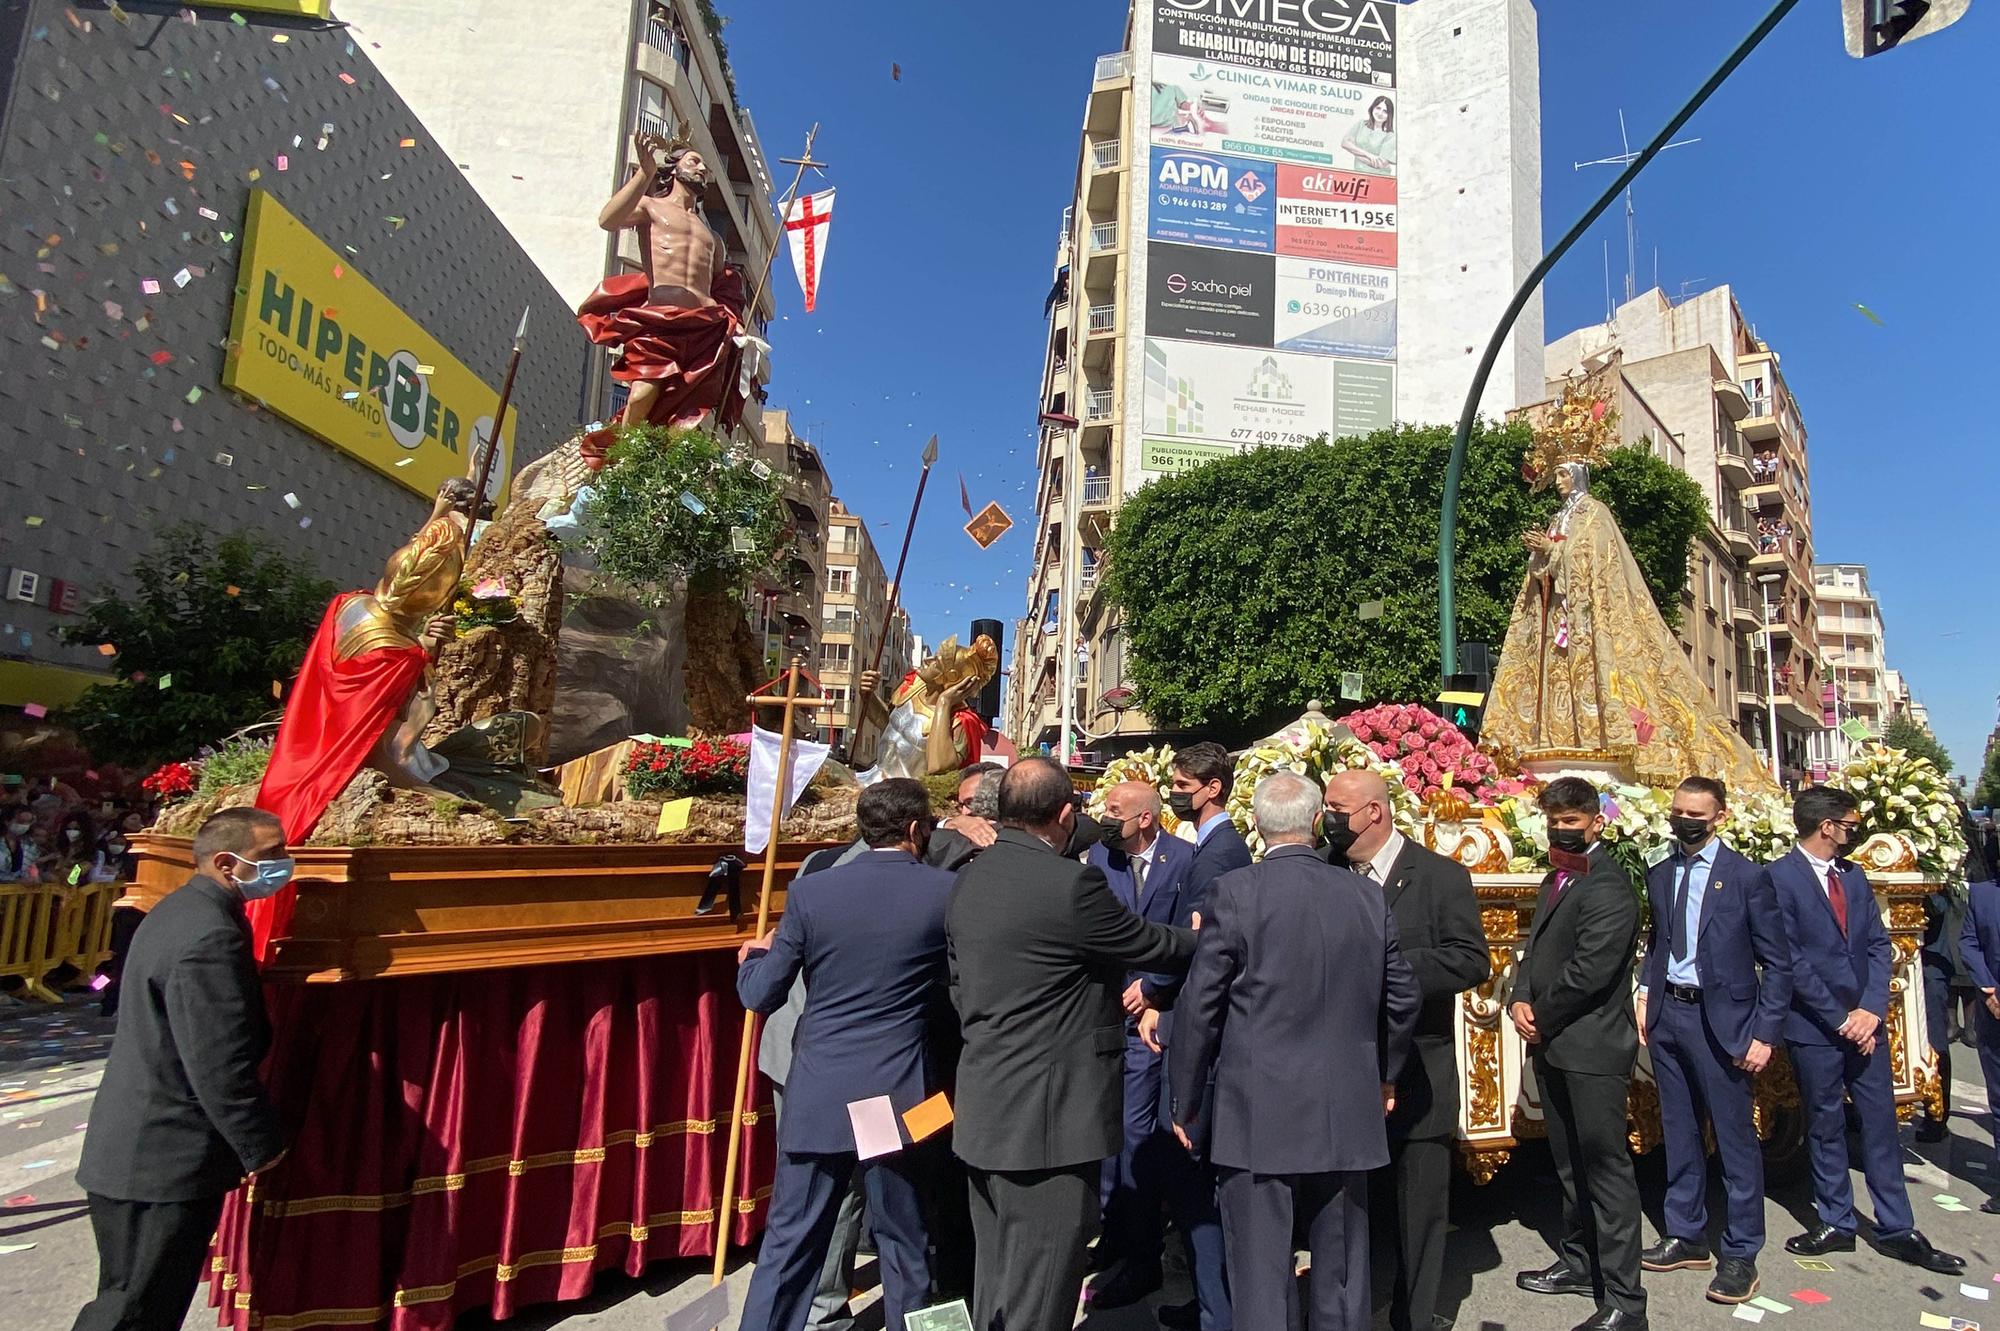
xmin=749 ymin=411 xmax=830 ymax=679
xmin=1009 ymin=0 xmax=1544 ymax=757
xmin=820 ymin=501 xmax=911 ymax=758
xmin=335 ymin=0 xmax=780 ymax=427
xmin=1809 ymin=563 xmax=1934 ymax=774
xmin=1547 ymin=285 xmax=1824 ymax=786
xmin=0 ymin=4 xmax=588 ymax=714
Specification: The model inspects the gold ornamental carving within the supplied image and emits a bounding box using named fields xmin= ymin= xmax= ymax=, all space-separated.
xmin=1459 ymin=1145 xmax=1512 ymax=1185
xmin=1463 ymin=1022 xmax=1503 ymax=1131
xmin=1625 ymin=1078 xmax=1662 ymax=1157
xmin=1853 ymin=831 xmax=1919 ymax=874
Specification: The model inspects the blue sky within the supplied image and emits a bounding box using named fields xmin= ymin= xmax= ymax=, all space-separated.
xmin=724 ymin=1 xmax=1995 ymax=780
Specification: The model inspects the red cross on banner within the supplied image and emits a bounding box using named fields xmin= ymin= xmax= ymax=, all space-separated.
xmin=784 ymin=188 xmax=835 ymax=313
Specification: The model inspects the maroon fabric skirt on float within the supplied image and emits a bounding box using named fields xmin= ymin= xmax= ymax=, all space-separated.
xmin=575 ymin=273 xmax=741 ymax=429
xmin=203 ymin=951 xmax=774 ymax=1330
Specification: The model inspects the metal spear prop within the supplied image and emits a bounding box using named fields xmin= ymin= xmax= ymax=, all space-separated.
xmin=463 ymin=305 xmax=531 ymax=558
xmin=712 ymin=656 xmax=828 ymax=1287
xmin=850 ymin=435 xmax=939 ymax=748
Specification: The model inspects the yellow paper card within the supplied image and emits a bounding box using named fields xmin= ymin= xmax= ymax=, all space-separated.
xmin=658 ymin=798 xmax=693 ymax=834
xmin=902 ymin=1092 xmax=954 ymax=1142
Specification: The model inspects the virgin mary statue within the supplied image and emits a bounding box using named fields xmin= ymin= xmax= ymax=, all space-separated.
xmin=1484 ymin=387 xmax=1776 ymax=794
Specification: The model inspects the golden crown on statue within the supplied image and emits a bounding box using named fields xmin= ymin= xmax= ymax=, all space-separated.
xmin=1523 ymin=374 xmax=1619 ymax=491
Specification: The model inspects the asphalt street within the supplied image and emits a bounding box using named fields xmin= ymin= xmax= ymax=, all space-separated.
xmin=6 ymin=991 xmax=1999 ymax=1331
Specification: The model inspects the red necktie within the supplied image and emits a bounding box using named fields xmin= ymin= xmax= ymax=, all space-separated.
xmin=1826 ymin=867 xmax=1848 ymax=937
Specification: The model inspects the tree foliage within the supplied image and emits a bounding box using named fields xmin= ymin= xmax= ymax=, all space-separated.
xmin=1883 ymin=713 xmax=1953 ymax=777
xmin=1101 ymin=424 xmax=1711 ymax=735
xmin=57 ymin=524 xmax=336 ymax=766
xmin=578 ymin=423 xmax=788 ymax=602
xmin=1975 ymin=727 xmax=2000 ymax=809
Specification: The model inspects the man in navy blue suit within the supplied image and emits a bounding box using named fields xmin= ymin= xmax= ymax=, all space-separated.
xmin=1141 ymin=740 xmax=1252 ymax=1331
xmin=1085 ymin=780 xmax=1197 ymax=1307
xmin=1772 ymin=785 xmax=1963 ymax=1275
xmin=1955 ymin=842 xmax=2000 ymax=1212
xmin=737 ymin=778 xmax=958 ymax=1331
xmin=1634 ymin=776 xmax=1791 ymax=1305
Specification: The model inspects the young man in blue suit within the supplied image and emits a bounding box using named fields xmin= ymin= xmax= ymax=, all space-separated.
xmin=737 ymin=778 xmax=958 ymax=1331
xmin=1772 ymin=786 xmax=1963 ymax=1274
xmin=1085 ymin=780 xmax=1198 ymax=1307
xmin=1143 ymin=740 xmax=1253 ymax=1331
xmin=1634 ymin=776 xmax=1791 ymax=1304
xmin=1952 ymin=838 xmax=2000 ymax=1212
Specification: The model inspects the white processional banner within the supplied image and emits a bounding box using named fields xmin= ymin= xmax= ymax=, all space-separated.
xmin=744 ymin=725 xmax=831 ymax=856
xmin=784 ymin=188 xmax=835 ymax=313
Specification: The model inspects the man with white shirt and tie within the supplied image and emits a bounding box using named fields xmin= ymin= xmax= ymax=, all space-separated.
xmin=1085 ymin=780 xmax=1197 ymax=1307
xmin=1770 ymin=786 xmax=1963 ymax=1275
xmin=1634 ymin=776 xmax=1790 ymax=1305
xmin=1320 ymin=770 xmax=1487 ymax=1331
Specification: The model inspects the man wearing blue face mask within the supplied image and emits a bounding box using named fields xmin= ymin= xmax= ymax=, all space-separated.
xmin=73 ymin=807 xmax=290 ymax=1331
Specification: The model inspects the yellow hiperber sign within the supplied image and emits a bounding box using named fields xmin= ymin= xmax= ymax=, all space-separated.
xmin=222 ymin=189 xmax=513 ymax=504
xmin=189 ymin=1 xmax=334 ymax=19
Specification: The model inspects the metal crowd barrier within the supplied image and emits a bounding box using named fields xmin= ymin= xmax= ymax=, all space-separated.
xmin=0 ymin=879 xmax=121 ymax=1004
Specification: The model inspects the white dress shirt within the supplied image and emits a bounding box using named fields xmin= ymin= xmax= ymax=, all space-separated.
xmin=1351 ymin=828 xmax=1406 ymax=884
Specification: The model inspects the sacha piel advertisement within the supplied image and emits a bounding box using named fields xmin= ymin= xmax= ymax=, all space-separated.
xmin=1154 ymin=0 xmax=1397 ymax=85
xmin=1146 ymin=242 xmax=1276 ymax=347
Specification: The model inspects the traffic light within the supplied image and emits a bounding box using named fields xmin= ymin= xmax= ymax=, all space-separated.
xmin=1843 ymin=0 xmax=1972 ymax=56
xmin=1439 ymin=642 xmax=1493 ymax=743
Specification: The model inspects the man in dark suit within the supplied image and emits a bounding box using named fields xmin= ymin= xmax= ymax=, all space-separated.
xmin=1954 ymin=856 xmax=2000 ymax=1211
xmin=1084 ymin=780 xmax=1198 ymax=1307
xmin=73 ymin=807 xmax=290 ymax=1331
xmin=948 ymin=757 xmax=1197 ymax=1331
xmin=738 ymin=779 xmax=957 ymax=1331
xmin=1321 ymin=769 xmax=1488 ymax=1331
xmin=1143 ymin=739 xmax=1252 ymax=1331
xmin=756 ymin=834 xmax=870 ymax=1331
xmin=1509 ymin=777 xmax=1645 ymax=1331
xmin=1772 ymin=786 xmax=1962 ymax=1274
xmin=1171 ymin=770 xmax=1420 ymax=1331
xmin=1634 ymin=776 xmax=1791 ymax=1305
xmin=927 ymin=762 xmax=1003 ymax=873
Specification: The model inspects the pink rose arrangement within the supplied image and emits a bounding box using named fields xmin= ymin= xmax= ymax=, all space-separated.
xmin=1342 ymin=703 xmax=1527 ymax=804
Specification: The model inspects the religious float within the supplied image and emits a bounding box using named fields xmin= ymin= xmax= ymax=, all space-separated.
xmin=116 ymin=119 xmax=1003 ymax=1331
xmin=1083 ymin=379 xmax=1962 ymax=1183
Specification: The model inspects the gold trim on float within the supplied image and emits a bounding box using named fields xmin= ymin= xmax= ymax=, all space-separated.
xmin=258 ymin=1109 xmax=771 ymax=1218
xmin=243 ymin=1188 xmax=775 ymax=1331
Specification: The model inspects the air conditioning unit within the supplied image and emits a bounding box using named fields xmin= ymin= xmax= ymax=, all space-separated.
xmin=6 ymin=569 xmax=40 ymax=604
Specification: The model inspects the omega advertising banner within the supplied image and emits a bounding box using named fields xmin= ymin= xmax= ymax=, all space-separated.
xmin=1136 ymin=0 xmax=1398 ymax=476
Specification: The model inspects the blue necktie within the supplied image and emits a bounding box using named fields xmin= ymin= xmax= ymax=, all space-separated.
xmin=1670 ymin=856 xmax=1695 ymax=964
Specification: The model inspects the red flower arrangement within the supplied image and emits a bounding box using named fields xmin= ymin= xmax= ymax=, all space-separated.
xmin=141 ymin=760 xmax=197 ymax=803
xmin=1341 ymin=703 xmax=1528 ymax=804
xmin=624 ymin=737 xmax=751 ymax=800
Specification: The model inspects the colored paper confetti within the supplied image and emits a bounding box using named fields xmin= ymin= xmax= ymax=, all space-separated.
xmin=275 ymin=154 xmax=289 ymax=171
xmin=1788 ymin=1291 xmax=1828 ymax=1305
xmin=140 ymin=278 xmax=160 ymax=294
xmin=283 ymin=492 xmax=301 ymax=509
xmin=338 ymin=72 xmax=356 ymax=84
xmin=23 ymin=516 xmax=43 ymax=527
xmin=399 ymin=137 xmax=416 ymax=148
xmin=157 ymin=674 xmax=173 ymax=690
xmin=678 ymin=492 xmax=707 ymax=516
xmin=185 ymin=387 xmax=202 ymax=403
xmin=1792 ymin=1259 xmax=1834 ymax=1272
xmin=656 ymin=797 xmax=693 ymax=834
xmin=173 ymin=268 xmax=192 ymax=288
xmin=21 ymin=704 xmax=46 ymax=720
xmin=1854 ymin=303 xmax=1884 ymax=326
xmin=97 ymin=643 xmax=116 ymax=656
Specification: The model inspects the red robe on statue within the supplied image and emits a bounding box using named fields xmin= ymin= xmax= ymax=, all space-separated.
xmin=250 ymin=592 xmax=428 ymax=960
xmin=574 ymin=266 xmax=749 ymax=469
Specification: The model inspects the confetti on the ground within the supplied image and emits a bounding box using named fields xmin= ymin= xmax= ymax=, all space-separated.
xmin=1935 ymin=1194 xmax=1962 ymax=1205
xmin=1792 ymin=1259 xmax=1834 ymax=1272
xmin=1965 ymin=1285 xmax=1992 ymax=1301
xmin=0 ymin=1244 xmax=35 ymax=1256
xmin=1748 ymin=1296 xmax=1791 ymax=1313
xmin=1789 ymin=1290 xmax=1828 ymax=1305
xmin=1732 ymin=1307 xmax=1763 ymax=1325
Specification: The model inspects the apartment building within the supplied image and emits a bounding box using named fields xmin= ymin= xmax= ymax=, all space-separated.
xmin=821 ymin=501 xmax=912 ymax=759
xmin=1548 ymin=286 xmax=1824 ymax=786
xmin=1810 ymin=563 xmax=1923 ymax=774
xmin=1008 ymin=0 xmax=1545 ymax=758
xmin=746 ymin=411 xmax=830 ymax=679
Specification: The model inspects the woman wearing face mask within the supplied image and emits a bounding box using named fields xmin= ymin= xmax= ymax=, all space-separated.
xmin=50 ymin=811 xmax=98 ymax=887
xmin=1 ymin=801 xmax=41 ymax=883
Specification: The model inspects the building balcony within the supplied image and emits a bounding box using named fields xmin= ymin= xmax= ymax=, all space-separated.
xmin=1094 ymin=51 xmax=1133 ymax=84
xmin=1085 ymin=386 xmax=1115 ymax=420
xmin=1713 ymin=378 xmax=1750 ymax=421
xmin=1081 ymin=475 xmax=1112 ymax=507
xmin=1716 ymin=438 xmax=1753 ymax=489
xmin=1732 ymin=598 xmax=1764 ymax=633
xmin=1740 ymin=396 xmax=1778 ymax=443
xmin=1091 ymin=140 xmax=1122 ymax=172
xmin=1088 ymin=221 xmax=1119 ymax=253
xmin=1737 ymin=688 xmax=1768 ymax=712
xmin=1086 ymin=303 xmax=1116 ymax=335
xmin=1719 ymin=504 xmax=1757 ymax=559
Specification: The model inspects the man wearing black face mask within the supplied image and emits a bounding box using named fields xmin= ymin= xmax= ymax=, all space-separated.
xmin=1322 ymin=769 xmax=1487 ymax=1331
xmin=948 ymin=758 xmax=1197 ymax=1331
xmin=74 ymin=807 xmax=289 ymax=1331
xmin=1770 ymin=786 xmax=1963 ymax=1275
xmin=1510 ymin=777 xmax=1646 ymax=1331
xmin=1083 ymin=781 xmax=1197 ymax=1306
xmin=1634 ymin=777 xmax=1790 ymax=1304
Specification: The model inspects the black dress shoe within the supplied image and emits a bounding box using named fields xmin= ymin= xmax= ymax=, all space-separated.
xmin=1516 ymin=1260 xmax=1594 ymax=1296
xmin=1784 ymin=1223 xmax=1856 ymax=1256
xmin=1571 ymin=1308 xmax=1647 ymax=1331
xmin=1156 ymin=1299 xmax=1201 ymax=1331
xmin=1706 ymin=1257 xmax=1759 ymax=1305
xmin=1916 ymin=1119 xmax=1948 ymax=1143
xmin=1640 ymin=1236 xmax=1714 ymax=1272
xmin=1087 ymin=1261 xmax=1163 ymax=1309
xmin=1875 ymin=1230 xmax=1966 ymax=1275
xmin=1981 ymin=1197 xmax=2000 ymax=1216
